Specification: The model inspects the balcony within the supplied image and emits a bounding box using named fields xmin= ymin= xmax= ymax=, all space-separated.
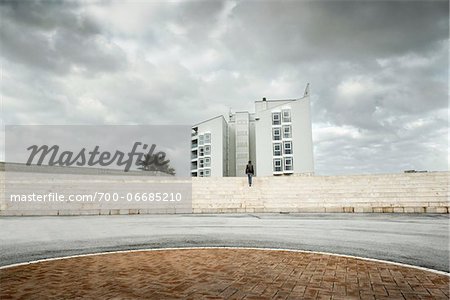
xmin=191 ymin=128 xmax=198 ymax=138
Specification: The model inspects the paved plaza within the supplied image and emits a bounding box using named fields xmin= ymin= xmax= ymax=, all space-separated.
xmin=1 ymin=248 xmax=449 ymax=299
xmin=1 ymin=214 xmax=449 ymax=299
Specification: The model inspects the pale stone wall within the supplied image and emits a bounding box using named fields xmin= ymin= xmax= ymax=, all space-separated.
xmin=0 ymin=172 xmax=192 ymax=216
xmin=192 ymin=172 xmax=449 ymax=213
xmin=0 ymin=172 xmax=448 ymax=215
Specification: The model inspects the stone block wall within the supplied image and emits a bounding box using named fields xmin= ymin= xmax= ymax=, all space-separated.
xmin=0 ymin=172 xmax=448 ymax=215
xmin=191 ymin=172 xmax=449 ymax=213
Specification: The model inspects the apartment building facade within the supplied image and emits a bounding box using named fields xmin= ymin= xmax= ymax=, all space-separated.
xmin=191 ymin=115 xmax=228 ymax=177
xmin=191 ymin=84 xmax=314 ymax=177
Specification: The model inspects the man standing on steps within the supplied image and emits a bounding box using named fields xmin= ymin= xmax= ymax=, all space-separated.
xmin=245 ymin=161 xmax=254 ymax=187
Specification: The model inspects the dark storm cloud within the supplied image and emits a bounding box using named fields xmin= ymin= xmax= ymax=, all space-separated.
xmin=0 ymin=0 xmax=447 ymax=174
xmin=302 ymin=1 xmax=448 ymax=58
xmin=174 ymin=0 xmax=226 ymax=37
xmin=223 ymin=1 xmax=448 ymax=65
xmin=0 ymin=1 xmax=126 ymax=74
xmin=1 ymin=1 xmax=95 ymax=31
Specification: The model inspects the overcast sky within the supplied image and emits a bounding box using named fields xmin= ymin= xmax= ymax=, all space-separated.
xmin=1 ymin=0 xmax=448 ymax=175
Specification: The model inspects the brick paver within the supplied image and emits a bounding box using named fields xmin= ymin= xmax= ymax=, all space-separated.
xmin=0 ymin=249 xmax=448 ymax=299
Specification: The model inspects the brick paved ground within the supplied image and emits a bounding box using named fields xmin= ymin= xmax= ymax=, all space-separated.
xmin=0 ymin=249 xmax=448 ymax=299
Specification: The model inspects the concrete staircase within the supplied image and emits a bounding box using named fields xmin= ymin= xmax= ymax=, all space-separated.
xmin=192 ymin=172 xmax=449 ymax=213
xmin=1 ymin=171 xmax=448 ymax=215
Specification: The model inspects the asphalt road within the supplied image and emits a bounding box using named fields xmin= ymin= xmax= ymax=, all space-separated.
xmin=0 ymin=213 xmax=448 ymax=272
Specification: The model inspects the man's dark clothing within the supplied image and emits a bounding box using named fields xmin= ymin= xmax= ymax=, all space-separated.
xmin=245 ymin=164 xmax=254 ymax=175
xmin=245 ymin=164 xmax=254 ymax=186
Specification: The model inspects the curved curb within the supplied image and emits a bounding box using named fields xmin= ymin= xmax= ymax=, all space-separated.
xmin=0 ymin=246 xmax=448 ymax=277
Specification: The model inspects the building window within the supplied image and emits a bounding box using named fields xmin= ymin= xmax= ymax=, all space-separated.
xmin=272 ymin=128 xmax=281 ymax=141
xmin=284 ymin=141 xmax=292 ymax=155
xmin=191 ymin=152 xmax=197 ymax=160
xmin=199 ymin=170 xmax=204 ymax=177
xmin=284 ymin=157 xmax=293 ymax=171
xmin=273 ymin=158 xmax=282 ymax=172
xmin=199 ymin=147 xmax=204 ymax=156
xmin=204 ymin=157 xmax=211 ymax=167
xmin=273 ymin=143 xmax=282 ymax=156
xmin=199 ymin=158 xmax=204 ymax=168
xmin=204 ymin=133 xmax=211 ymax=144
xmin=272 ymin=112 xmax=281 ymax=125
xmin=204 ymin=169 xmax=211 ymax=177
xmin=283 ymin=125 xmax=292 ymax=138
xmin=199 ymin=134 xmax=204 ymax=145
xmin=204 ymin=145 xmax=211 ymax=155
xmin=282 ymin=110 xmax=291 ymax=123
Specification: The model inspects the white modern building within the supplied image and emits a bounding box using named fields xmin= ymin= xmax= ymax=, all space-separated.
xmin=191 ymin=84 xmax=314 ymax=177
xmin=191 ymin=115 xmax=228 ymax=177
